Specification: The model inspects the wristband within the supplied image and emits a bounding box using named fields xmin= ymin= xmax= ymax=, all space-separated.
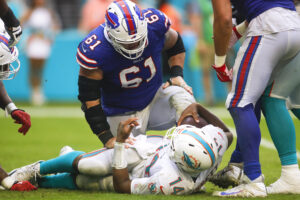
xmin=5 ymin=102 xmax=17 ymax=115
xmin=112 ymin=142 xmax=127 ymax=169
xmin=170 ymin=65 xmax=183 ymax=78
xmin=214 ymin=55 xmax=226 ymax=67
xmin=1 ymin=176 xmax=16 ymax=189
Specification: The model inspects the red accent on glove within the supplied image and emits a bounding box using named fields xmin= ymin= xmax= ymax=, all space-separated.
xmin=10 ymin=181 xmax=37 ymax=191
xmin=228 ymin=26 xmax=242 ymax=49
xmin=232 ymin=26 xmax=242 ymax=39
xmin=212 ymin=64 xmax=232 ymax=82
xmin=11 ymin=109 xmax=31 ymax=135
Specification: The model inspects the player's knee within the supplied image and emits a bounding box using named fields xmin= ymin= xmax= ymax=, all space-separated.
xmin=78 ymin=158 xmax=111 ymax=176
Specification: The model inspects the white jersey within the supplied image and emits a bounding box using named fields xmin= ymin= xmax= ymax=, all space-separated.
xmin=131 ymin=125 xmax=228 ymax=195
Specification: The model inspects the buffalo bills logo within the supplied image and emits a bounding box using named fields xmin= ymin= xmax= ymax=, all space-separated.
xmin=134 ymin=5 xmax=144 ymax=20
xmin=105 ymin=10 xmax=120 ymax=29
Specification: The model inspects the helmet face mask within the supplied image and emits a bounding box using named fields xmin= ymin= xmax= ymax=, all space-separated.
xmin=105 ymin=0 xmax=148 ymax=60
xmin=165 ymin=125 xmax=218 ymax=177
xmin=0 ymin=41 xmax=20 ymax=80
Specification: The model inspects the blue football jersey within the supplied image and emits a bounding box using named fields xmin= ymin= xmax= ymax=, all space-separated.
xmin=76 ymin=8 xmax=171 ymax=116
xmin=231 ymin=0 xmax=296 ymax=22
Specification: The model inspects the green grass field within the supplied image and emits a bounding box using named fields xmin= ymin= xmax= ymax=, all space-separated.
xmin=0 ymin=105 xmax=299 ymax=200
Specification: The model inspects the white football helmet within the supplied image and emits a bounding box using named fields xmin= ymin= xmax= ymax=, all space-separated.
xmin=0 ymin=33 xmax=20 ymax=80
xmin=165 ymin=125 xmax=219 ymax=177
xmin=104 ymin=0 xmax=148 ymax=59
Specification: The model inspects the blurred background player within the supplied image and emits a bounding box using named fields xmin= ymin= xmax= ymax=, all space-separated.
xmin=76 ymin=0 xmax=194 ymax=148
xmin=21 ymin=0 xmax=60 ymax=106
xmin=209 ymin=0 xmax=300 ymax=197
xmin=0 ymin=0 xmax=35 ymax=191
xmin=9 ymin=103 xmax=233 ymax=195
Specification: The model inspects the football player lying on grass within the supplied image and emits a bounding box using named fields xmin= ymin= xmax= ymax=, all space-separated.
xmin=9 ymin=103 xmax=232 ymax=195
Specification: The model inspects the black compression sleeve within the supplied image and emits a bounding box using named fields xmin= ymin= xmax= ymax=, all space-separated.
xmin=1 ymin=7 xmax=20 ymax=27
xmin=165 ymin=32 xmax=185 ymax=59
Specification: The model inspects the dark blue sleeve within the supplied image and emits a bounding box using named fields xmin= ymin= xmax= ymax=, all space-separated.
xmin=143 ymin=8 xmax=171 ymax=36
xmin=76 ymin=31 xmax=103 ymax=70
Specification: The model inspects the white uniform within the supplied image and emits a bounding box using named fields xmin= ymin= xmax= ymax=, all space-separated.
xmin=264 ymin=7 xmax=300 ymax=109
xmin=107 ymin=85 xmax=195 ymax=137
xmin=76 ymin=125 xmax=228 ymax=195
xmin=226 ymin=8 xmax=300 ymax=108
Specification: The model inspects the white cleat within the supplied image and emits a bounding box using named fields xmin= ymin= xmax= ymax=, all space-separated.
xmin=267 ymin=173 xmax=300 ymax=194
xmin=9 ymin=161 xmax=43 ymax=184
xmin=213 ymin=175 xmax=267 ymax=197
xmin=59 ymin=145 xmax=75 ymax=156
xmin=209 ymin=162 xmax=244 ymax=188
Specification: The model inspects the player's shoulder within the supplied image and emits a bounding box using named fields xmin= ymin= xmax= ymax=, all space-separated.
xmin=143 ymin=8 xmax=171 ymax=34
xmin=76 ymin=24 xmax=113 ymax=70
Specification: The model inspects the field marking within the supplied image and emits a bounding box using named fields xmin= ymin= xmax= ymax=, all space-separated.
xmin=1 ymin=106 xmax=299 ymax=159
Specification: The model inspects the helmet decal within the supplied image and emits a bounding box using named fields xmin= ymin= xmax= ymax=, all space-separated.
xmin=182 ymin=151 xmax=201 ymax=170
xmin=182 ymin=129 xmax=216 ymax=165
xmin=114 ymin=0 xmax=137 ymax=35
xmin=105 ymin=10 xmax=120 ymax=29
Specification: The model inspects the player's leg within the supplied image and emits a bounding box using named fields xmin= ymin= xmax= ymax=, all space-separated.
xmin=76 ymin=174 xmax=114 ymax=191
xmin=38 ymin=173 xmax=77 ymax=190
xmin=147 ymin=85 xmax=195 ymax=131
xmin=262 ymin=51 xmax=300 ymax=194
xmin=77 ymin=147 xmax=143 ymax=176
xmin=10 ymin=150 xmax=85 ymax=183
xmin=214 ymin=34 xmax=288 ymax=197
xmin=289 ymin=84 xmax=300 ymax=120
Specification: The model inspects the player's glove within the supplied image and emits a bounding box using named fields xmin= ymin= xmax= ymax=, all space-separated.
xmin=212 ymin=64 xmax=232 ymax=82
xmin=6 ymin=25 xmax=22 ymax=47
xmin=11 ymin=109 xmax=31 ymax=135
xmin=228 ymin=21 xmax=247 ymax=49
xmin=10 ymin=181 xmax=37 ymax=191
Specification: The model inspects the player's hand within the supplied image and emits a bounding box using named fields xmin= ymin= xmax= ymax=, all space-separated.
xmin=6 ymin=25 xmax=22 ymax=47
xmin=212 ymin=64 xmax=232 ymax=82
xmin=11 ymin=109 xmax=31 ymax=135
xmin=104 ymin=137 xmax=136 ymax=149
xmin=163 ymin=76 xmax=193 ymax=95
xmin=10 ymin=181 xmax=37 ymax=191
xmin=116 ymin=118 xmax=139 ymax=143
xmin=177 ymin=103 xmax=201 ymax=126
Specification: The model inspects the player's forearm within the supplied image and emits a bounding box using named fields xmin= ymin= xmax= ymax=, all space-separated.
xmin=113 ymin=168 xmax=131 ymax=193
xmin=112 ymin=141 xmax=131 ymax=193
xmin=212 ymin=0 xmax=232 ymax=56
xmin=196 ymin=103 xmax=230 ymax=133
xmin=0 ymin=0 xmax=9 ymax=17
xmin=168 ymin=52 xmax=185 ymax=70
xmin=0 ymin=81 xmax=13 ymax=110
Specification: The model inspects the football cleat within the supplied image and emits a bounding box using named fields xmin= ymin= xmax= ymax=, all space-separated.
xmin=9 ymin=161 xmax=43 ymax=185
xmin=59 ymin=145 xmax=75 ymax=156
xmin=266 ymin=170 xmax=300 ymax=194
xmin=212 ymin=175 xmax=267 ymax=197
xmin=208 ymin=162 xmax=244 ymax=188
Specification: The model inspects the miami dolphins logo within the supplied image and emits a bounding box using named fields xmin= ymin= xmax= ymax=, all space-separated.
xmin=182 ymin=151 xmax=201 ymax=170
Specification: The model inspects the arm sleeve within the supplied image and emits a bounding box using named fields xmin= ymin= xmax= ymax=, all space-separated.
xmin=143 ymin=8 xmax=171 ymax=36
xmin=76 ymin=40 xmax=100 ymax=70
